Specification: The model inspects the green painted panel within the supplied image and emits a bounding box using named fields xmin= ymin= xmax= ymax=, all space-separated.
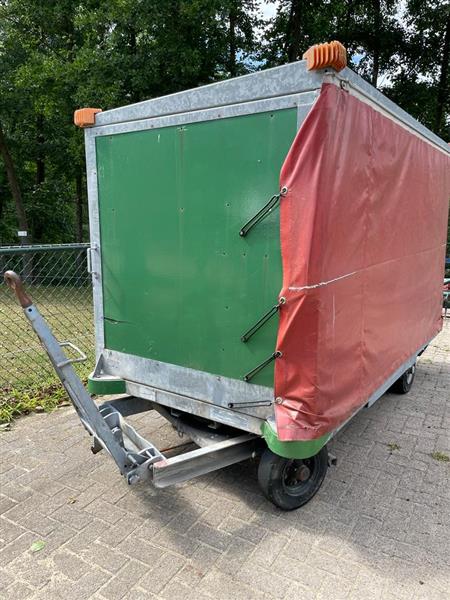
xmin=96 ymin=109 xmax=297 ymax=387
xmin=262 ymin=422 xmax=331 ymax=458
xmin=88 ymin=375 xmax=126 ymax=395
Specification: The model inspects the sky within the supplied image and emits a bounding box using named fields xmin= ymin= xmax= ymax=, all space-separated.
xmin=257 ymin=1 xmax=279 ymax=21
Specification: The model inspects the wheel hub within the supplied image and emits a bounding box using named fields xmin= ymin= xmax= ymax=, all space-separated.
xmin=285 ymin=462 xmax=311 ymax=485
xmin=295 ymin=464 xmax=311 ymax=482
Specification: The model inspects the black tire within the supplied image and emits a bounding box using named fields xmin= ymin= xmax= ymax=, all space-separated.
xmin=257 ymin=446 xmax=328 ymax=511
xmin=390 ymin=363 xmax=416 ymax=394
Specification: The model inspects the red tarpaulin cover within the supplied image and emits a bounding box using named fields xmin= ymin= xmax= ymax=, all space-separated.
xmin=274 ymin=83 xmax=450 ymax=441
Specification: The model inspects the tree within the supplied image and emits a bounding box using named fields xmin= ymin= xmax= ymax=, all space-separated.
xmin=262 ymin=0 xmax=336 ymax=66
xmin=388 ymin=0 xmax=450 ymax=139
xmin=0 ymin=0 xmax=448 ymax=248
xmin=0 ymin=121 xmax=30 ymax=244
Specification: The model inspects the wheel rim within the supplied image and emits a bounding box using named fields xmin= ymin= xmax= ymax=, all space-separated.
xmin=281 ymin=458 xmax=317 ymax=497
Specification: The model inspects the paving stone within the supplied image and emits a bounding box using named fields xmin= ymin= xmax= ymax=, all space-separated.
xmin=52 ymin=504 xmax=93 ymax=530
xmin=117 ymin=535 xmax=162 ymax=566
xmin=198 ymin=567 xmax=265 ymax=599
xmin=139 ymin=552 xmax=186 ymax=594
xmin=187 ymin=522 xmax=233 ymax=552
xmin=0 ymin=495 xmax=17 ymax=514
xmin=95 ymin=560 xmax=148 ymax=600
xmin=84 ymin=542 xmax=129 ymax=573
xmin=237 ymin=562 xmax=291 ymax=598
xmin=65 ymin=568 xmax=111 ymax=600
xmin=219 ymin=515 xmax=266 ymax=544
xmin=0 ymin=516 xmax=26 ymax=543
xmin=0 ymin=532 xmax=36 ymax=565
xmin=215 ymin=537 xmax=255 ymax=576
xmin=52 ymin=549 xmax=93 ymax=580
xmin=2 ymin=580 xmax=34 ymax=600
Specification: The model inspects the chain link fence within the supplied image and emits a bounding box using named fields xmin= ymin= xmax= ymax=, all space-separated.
xmin=0 ymin=244 xmax=94 ymax=399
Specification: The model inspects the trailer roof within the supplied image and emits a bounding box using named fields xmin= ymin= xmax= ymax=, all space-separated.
xmin=92 ymin=60 xmax=449 ymax=155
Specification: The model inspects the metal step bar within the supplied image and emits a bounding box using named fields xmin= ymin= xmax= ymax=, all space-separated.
xmin=3 ymin=271 xmax=260 ymax=487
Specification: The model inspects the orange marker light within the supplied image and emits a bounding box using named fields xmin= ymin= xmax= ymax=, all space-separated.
xmin=74 ymin=108 xmax=102 ymax=128
xmin=303 ymin=41 xmax=347 ymax=72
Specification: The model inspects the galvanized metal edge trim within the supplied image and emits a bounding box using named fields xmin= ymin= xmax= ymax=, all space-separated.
xmin=94 ymin=61 xmax=324 ymax=126
xmin=100 ymin=348 xmax=274 ymax=418
xmin=327 ymin=69 xmax=449 ymax=155
xmin=84 ymin=129 xmax=105 ymax=359
xmin=90 ymin=92 xmax=319 ymax=138
xmin=125 ymin=381 xmax=265 ymax=435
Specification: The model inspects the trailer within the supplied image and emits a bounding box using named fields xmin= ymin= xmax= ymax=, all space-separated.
xmin=5 ymin=42 xmax=450 ymax=510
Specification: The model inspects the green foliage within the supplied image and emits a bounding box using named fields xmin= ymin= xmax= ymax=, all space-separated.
xmin=0 ymin=382 xmax=68 ymax=424
xmin=0 ymin=1 xmax=448 ymax=247
xmin=431 ymin=451 xmax=450 ymax=462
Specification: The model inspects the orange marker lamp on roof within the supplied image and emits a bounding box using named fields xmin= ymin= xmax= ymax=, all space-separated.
xmin=303 ymin=41 xmax=347 ymax=72
xmin=74 ymin=108 xmax=102 ymax=128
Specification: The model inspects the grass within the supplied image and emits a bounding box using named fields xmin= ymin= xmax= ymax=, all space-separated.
xmin=430 ymin=451 xmax=450 ymax=462
xmin=0 ymin=284 xmax=94 ymax=423
xmin=0 ymin=382 xmax=69 ymax=424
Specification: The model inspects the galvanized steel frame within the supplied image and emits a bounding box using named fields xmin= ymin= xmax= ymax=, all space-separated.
xmin=93 ymin=61 xmax=324 ymax=127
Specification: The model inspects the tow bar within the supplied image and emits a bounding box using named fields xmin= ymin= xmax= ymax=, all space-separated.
xmin=3 ymin=271 xmax=259 ymax=486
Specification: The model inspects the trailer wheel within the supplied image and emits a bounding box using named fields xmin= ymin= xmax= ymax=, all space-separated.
xmin=258 ymin=446 xmax=328 ymax=510
xmin=390 ymin=363 xmax=416 ymax=394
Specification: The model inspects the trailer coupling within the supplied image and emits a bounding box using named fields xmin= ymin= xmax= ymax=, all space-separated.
xmin=3 ymin=271 xmax=259 ymax=487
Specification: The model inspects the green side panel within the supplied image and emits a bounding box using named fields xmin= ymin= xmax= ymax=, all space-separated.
xmin=96 ymin=109 xmax=297 ymax=387
xmin=262 ymin=422 xmax=331 ymax=459
xmin=88 ymin=375 xmax=126 ymax=395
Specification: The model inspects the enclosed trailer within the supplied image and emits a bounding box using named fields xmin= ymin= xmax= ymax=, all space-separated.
xmin=6 ymin=42 xmax=450 ymax=509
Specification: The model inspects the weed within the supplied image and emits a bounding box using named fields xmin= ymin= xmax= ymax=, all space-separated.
xmin=0 ymin=382 xmax=72 ymax=424
xmin=387 ymin=442 xmax=401 ymax=452
xmin=431 ymin=451 xmax=449 ymax=462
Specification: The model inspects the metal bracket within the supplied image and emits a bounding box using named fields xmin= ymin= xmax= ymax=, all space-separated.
xmin=228 ymin=400 xmax=272 ymax=409
xmin=56 ymin=342 xmax=87 ymax=367
xmin=86 ymin=247 xmax=93 ymax=274
xmin=328 ymin=452 xmax=337 ymax=467
xmin=152 ymin=433 xmax=259 ymax=488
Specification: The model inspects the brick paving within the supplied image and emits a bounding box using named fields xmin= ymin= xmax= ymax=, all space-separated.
xmin=0 ymin=320 xmax=449 ymax=600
